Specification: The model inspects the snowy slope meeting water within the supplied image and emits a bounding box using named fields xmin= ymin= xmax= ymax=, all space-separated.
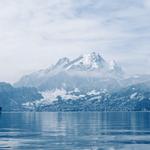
xmin=1 ymin=52 xmax=150 ymax=111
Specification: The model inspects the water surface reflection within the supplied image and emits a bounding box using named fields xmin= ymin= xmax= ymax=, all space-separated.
xmin=0 ymin=112 xmax=150 ymax=150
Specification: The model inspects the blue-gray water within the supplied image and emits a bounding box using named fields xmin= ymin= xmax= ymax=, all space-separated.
xmin=0 ymin=112 xmax=150 ymax=150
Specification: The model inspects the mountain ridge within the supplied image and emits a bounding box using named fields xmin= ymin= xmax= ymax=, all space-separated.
xmin=14 ymin=52 xmax=124 ymax=91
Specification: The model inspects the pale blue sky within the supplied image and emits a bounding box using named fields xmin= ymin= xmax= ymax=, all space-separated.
xmin=0 ymin=0 xmax=150 ymax=82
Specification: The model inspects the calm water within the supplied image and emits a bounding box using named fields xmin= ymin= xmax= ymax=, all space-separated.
xmin=0 ymin=112 xmax=150 ymax=150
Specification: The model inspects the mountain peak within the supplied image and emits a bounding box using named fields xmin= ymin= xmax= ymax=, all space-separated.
xmin=82 ymin=52 xmax=102 ymax=60
xmin=84 ymin=52 xmax=100 ymax=57
xmin=109 ymin=60 xmax=124 ymax=76
xmin=15 ymin=51 xmax=124 ymax=89
xmin=109 ymin=60 xmax=118 ymax=70
xmin=62 ymin=52 xmax=108 ymax=71
xmin=81 ymin=52 xmax=106 ymax=68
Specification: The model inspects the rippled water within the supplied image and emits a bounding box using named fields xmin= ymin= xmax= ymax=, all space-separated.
xmin=0 ymin=112 xmax=150 ymax=150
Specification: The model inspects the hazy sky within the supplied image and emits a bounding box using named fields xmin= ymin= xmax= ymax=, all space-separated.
xmin=0 ymin=0 xmax=150 ymax=83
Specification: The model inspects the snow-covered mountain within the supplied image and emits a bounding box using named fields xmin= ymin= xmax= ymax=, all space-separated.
xmin=14 ymin=52 xmax=124 ymax=91
xmin=2 ymin=52 xmax=150 ymax=111
xmin=49 ymin=52 xmax=123 ymax=74
xmin=23 ymin=81 xmax=150 ymax=111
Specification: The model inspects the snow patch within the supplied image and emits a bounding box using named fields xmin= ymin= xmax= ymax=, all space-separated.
xmin=130 ymin=92 xmax=138 ymax=99
xmin=87 ymin=90 xmax=100 ymax=95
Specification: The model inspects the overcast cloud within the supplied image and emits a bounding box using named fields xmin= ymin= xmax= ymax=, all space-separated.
xmin=0 ymin=0 xmax=150 ymax=82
